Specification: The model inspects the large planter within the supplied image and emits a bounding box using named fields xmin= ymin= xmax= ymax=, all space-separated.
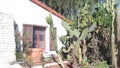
xmin=28 ymin=48 xmax=43 ymax=64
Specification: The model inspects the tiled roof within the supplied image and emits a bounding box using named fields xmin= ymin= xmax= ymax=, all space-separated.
xmin=31 ymin=0 xmax=71 ymax=23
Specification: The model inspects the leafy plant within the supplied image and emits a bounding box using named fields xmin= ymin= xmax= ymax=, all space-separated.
xmin=80 ymin=61 xmax=109 ymax=68
xmin=46 ymin=0 xmax=118 ymax=68
xmin=46 ymin=13 xmax=65 ymax=68
xmin=93 ymin=61 xmax=109 ymax=68
xmin=60 ymin=0 xmax=118 ymax=67
xmin=15 ymin=32 xmax=33 ymax=67
xmin=15 ymin=32 xmax=24 ymax=61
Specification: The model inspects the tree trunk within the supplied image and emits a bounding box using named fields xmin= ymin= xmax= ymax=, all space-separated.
xmin=117 ymin=9 xmax=120 ymax=67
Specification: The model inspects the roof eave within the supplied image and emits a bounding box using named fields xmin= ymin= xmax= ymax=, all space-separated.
xmin=31 ymin=0 xmax=71 ymax=23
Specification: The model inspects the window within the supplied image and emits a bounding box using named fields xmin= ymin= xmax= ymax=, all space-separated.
xmin=50 ymin=28 xmax=57 ymax=51
xmin=33 ymin=27 xmax=45 ymax=49
xmin=23 ymin=24 xmax=46 ymax=49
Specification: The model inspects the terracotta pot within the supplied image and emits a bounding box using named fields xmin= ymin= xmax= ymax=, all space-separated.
xmin=28 ymin=48 xmax=43 ymax=64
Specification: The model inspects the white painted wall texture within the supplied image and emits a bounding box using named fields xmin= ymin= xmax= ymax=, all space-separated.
xmin=0 ymin=0 xmax=67 ymax=67
xmin=0 ymin=0 xmax=67 ymax=55
xmin=0 ymin=12 xmax=16 ymax=63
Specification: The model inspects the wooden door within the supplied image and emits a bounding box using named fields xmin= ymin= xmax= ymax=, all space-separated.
xmin=33 ymin=26 xmax=45 ymax=50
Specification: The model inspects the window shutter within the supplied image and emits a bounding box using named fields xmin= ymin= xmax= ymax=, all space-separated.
xmin=23 ymin=24 xmax=33 ymax=48
xmin=50 ymin=28 xmax=57 ymax=51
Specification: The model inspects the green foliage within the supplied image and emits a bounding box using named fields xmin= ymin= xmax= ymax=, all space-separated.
xmin=46 ymin=13 xmax=53 ymax=26
xmin=93 ymin=61 xmax=109 ymax=68
xmin=61 ymin=21 xmax=71 ymax=31
xmin=41 ymin=0 xmax=95 ymax=21
xmin=79 ymin=28 xmax=89 ymax=40
xmin=15 ymin=48 xmax=24 ymax=61
xmin=15 ymin=32 xmax=33 ymax=67
xmin=46 ymin=14 xmax=65 ymax=68
xmin=15 ymin=33 xmax=24 ymax=61
xmin=80 ymin=61 xmax=109 ymax=68
xmin=46 ymin=0 xmax=118 ymax=67
xmin=89 ymin=22 xmax=97 ymax=32
xmin=59 ymin=0 xmax=118 ymax=67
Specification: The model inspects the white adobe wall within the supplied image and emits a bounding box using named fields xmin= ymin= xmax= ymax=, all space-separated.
xmin=0 ymin=12 xmax=16 ymax=63
xmin=0 ymin=0 xmax=67 ymax=54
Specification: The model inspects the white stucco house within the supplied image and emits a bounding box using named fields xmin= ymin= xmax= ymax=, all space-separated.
xmin=0 ymin=0 xmax=70 ymax=63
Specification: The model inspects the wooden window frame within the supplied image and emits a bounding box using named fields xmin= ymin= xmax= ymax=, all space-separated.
xmin=33 ymin=26 xmax=46 ymax=50
xmin=23 ymin=24 xmax=47 ymax=50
